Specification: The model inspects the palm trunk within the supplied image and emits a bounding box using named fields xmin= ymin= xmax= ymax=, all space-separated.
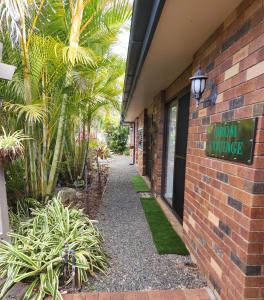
xmin=79 ymin=120 xmax=91 ymax=178
xmin=54 ymin=123 xmax=66 ymax=192
xmin=21 ymin=41 xmax=38 ymax=197
xmin=24 ymin=123 xmax=30 ymax=195
xmin=65 ymin=142 xmax=74 ymax=182
xmin=41 ymin=72 xmax=48 ymax=198
xmin=96 ymin=155 xmax=102 ymax=190
xmin=47 ymin=0 xmax=84 ymax=195
xmin=46 ymin=95 xmax=66 ymax=195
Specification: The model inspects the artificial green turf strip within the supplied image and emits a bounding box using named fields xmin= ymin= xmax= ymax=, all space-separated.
xmin=140 ymin=197 xmax=189 ymax=255
xmin=131 ymin=176 xmax=151 ymax=192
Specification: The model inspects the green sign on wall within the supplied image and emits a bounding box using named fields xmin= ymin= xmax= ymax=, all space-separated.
xmin=206 ymin=118 xmax=257 ymax=164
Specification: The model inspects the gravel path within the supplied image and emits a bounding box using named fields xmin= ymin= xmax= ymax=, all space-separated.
xmin=89 ymin=155 xmax=207 ymax=292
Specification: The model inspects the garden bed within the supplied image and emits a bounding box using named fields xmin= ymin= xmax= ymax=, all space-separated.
xmin=59 ymin=159 xmax=110 ymax=219
xmin=1 ymin=159 xmax=111 ymax=299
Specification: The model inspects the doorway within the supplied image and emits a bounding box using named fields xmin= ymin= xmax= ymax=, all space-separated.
xmin=163 ymin=91 xmax=190 ymax=221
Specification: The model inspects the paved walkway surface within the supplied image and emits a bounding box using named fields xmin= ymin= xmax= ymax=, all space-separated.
xmin=60 ymin=288 xmax=211 ymax=299
xmin=85 ymin=156 xmax=207 ymax=292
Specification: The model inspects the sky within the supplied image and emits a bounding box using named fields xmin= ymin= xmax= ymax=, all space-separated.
xmin=111 ymin=22 xmax=131 ymax=59
xmin=111 ymin=0 xmax=133 ymax=59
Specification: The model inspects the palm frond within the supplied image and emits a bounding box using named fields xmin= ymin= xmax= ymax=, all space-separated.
xmin=4 ymin=101 xmax=46 ymax=123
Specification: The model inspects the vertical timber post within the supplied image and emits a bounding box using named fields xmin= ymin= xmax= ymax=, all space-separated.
xmin=0 ymin=164 xmax=10 ymax=240
xmin=0 ymin=42 xmax=16 ymax=241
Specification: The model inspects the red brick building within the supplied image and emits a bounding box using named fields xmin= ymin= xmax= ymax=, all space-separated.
xmin=122 ymin=1 xmax=264 ymax=299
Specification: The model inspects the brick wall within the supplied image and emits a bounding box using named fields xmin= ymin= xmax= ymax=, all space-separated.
xmin=130 ymin=0 xmax=264 ymax=299
xmin=151 ymin=91 xmax=166 ymax=195
xmin=135 ymin=111 xmax=146 ymax=175
xmin=129 ymin=125 xmax=134 ymax=159
xmin=183 ymin=1 xmax=264 ymax=299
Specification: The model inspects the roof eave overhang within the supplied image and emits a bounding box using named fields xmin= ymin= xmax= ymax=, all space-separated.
xmin=121 ymin=0 xmax=165 ymax=121
xmin=122 ymin=0 xmax=243 ymax=122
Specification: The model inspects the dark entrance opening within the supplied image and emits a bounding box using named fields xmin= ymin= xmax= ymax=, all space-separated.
xmin=163 ymin=90 xmax=190 ymax=222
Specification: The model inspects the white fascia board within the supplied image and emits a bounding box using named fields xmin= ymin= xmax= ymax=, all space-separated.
xmin=0 ymin=62 xmax=16 ymax=80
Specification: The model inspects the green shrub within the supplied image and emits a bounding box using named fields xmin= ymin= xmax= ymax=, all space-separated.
xmin=5 ymin=160 xmax=27 ymax=208
xmin=0 ymin=198 xmax=107 ymax=299
xmin=106 ymin=125 xmax=129 ymax=154
xmin=123 ymin=148 xmax=130 ymax=156
xmin=9 ymin=197 xmax=44 ymax=231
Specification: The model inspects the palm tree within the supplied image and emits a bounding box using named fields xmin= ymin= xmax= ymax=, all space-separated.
xmin=67 ymin=54 xmax=124 ymax=179
xmin=0 ymin=0 xmax=46 ymax=196
xmin=0 ymin=0 xmax=131 ymax=198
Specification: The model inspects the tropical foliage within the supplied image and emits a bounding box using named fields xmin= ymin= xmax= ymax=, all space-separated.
xmin=107 ymin=124 xmax=129 ymax=153
xmin=0 ymin=0 xmax=131 ymax=200
xmin=0 ymin=198 xmax=107 ymax=299
xmin=0 ymin=0 xmax=131 ymax=297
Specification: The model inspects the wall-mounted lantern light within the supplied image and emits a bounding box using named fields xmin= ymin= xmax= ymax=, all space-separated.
xmin=189 ymin=67 xmax=217 ymax=108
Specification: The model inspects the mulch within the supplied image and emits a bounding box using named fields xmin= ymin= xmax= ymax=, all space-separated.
xmin=67 ymin=162 xmax=110 ymax=219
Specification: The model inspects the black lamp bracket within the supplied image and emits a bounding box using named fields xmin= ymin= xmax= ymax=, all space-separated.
xmin=200 ymin=80 xmax=217 ymax=107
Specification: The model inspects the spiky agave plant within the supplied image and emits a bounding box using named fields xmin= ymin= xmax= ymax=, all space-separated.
xmin=0 ymin=128 xmax=29 ymax=162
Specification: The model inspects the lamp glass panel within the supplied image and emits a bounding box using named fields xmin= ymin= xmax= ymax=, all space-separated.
xmin=194 ymin=78 xmax=201 ymax=94
xmin=200 ymin=78 xmax=206 ymax=93
xmin=191 ymin=80 xmax=195 ymax=94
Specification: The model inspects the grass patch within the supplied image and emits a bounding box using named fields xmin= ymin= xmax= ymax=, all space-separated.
xmin=131 ymin=175 xmax=150 ymax=192
xmin=140 ymin=197 xmax=189 ymax=255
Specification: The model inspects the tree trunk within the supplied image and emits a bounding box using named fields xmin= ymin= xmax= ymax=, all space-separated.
xmin=21 ymin=42 xmax=38 ymax=197
xmin=79 ymin=120 xmax=91 ymax=178
xmin=47 ymin=0 xmax=84 ymax=195
xmin=46 ymin=95 xmax=66 ymax=195
xmin=96 ymin=155 xmax=102 ymax=190
xmin=41 ymin=72 xmax=48 ymax=198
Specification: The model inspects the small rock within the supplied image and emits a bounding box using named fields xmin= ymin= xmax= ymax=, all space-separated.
xmin=76 ymin=191 xmax=86 ymax=199
xmin=57 ymin=187 xmax=76 ymax=202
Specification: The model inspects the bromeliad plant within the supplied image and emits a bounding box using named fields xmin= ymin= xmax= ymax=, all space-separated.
xmin=0 ymin=197 xmax=108 ymax=299
xmin=0 ymin=128 xmax=29 ymax=162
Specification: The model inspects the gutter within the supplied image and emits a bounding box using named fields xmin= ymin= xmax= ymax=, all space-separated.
xmin=121 ymin=0 xmax=165 ymax=121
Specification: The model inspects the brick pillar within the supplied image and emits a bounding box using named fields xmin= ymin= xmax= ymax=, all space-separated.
xmin=151 ymin=91 xmax=166 ymax=195
xmin=135 ymin=111 xmax=147 ymax=175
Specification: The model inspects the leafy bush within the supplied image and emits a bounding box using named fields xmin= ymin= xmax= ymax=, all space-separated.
xmin=5 ymin=160 xmax=27 ymax=207
xmin=95 ymin=144 xmax=110 ymax=159
xmin=9 ymin=197 xmax=42 ymax=231
xmin=0 ymin=198 xmax=107 ymax=299
xmin=89 ymin=138 xmax=99 ymax=150
xmin=123 ymin=147 xmax=130 ymax=156
xmin=106 ymin=125 xmax=129 ymax=154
